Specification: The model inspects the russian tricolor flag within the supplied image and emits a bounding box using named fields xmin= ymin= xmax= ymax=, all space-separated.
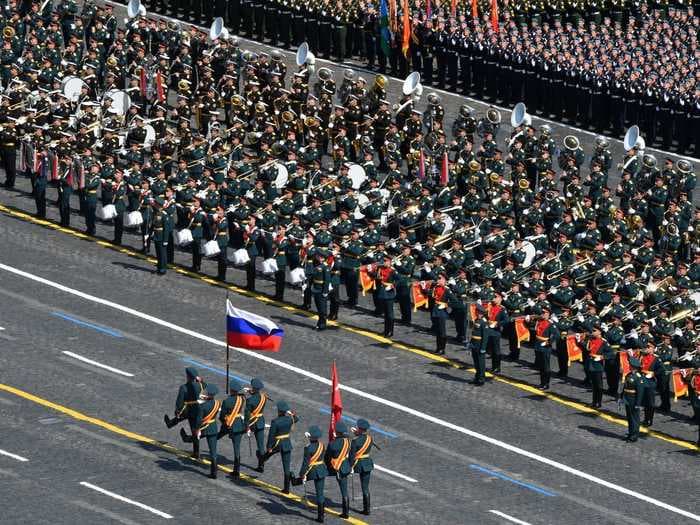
xmin=226 ymin=300 xmax=284 ymax=352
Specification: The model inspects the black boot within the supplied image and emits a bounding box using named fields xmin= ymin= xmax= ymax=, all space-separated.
xmin=232 ymin=458 xmax=240 ymax=479
xmin=341 ymin=498 xmax=349 ymax=518
xmin=210 ymin=458 xmax=218 ymax=479
xmin=180 ymin=428 xmax=193 ymax=442
xmin=192 ymin=440 xmax=200 ymax=459
xmin=164 ymin=414 xmax=177 ymax=428
xmin=256 ymin=451 xmax=265 ymax=473
xmin=362 ymin=494 xmax=370 ymax=515
xmin=283 ymin=473 xmax=291 ymax=494
xmin=316 ymin=502 xmax=325 ymax=523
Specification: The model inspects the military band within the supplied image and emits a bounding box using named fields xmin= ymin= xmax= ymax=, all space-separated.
xmin=1 ymin=0 xmax=699 ymax=449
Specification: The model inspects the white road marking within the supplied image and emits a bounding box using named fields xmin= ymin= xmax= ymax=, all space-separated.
xmin=79 ymin=482 xmax=173 ymax=519
xmin=0 ymin=326 xmax=5 ymax=330
xmin=3 ymin=263 xmax=699 ymax=523
xmin=374 ymin=465 xmax=418 ymax=483
xmin=62 ymin=351 xmax=135 ymax=377
xmin=0 ymin=448 xmax=29 ymax=462
xmin=101 ymin=0 xmax=699 ymax=164
xmin=489 ymin=510 xmax=533 ymax=525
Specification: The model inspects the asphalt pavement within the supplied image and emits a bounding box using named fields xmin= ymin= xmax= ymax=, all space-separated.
xmin=1 ymin=195 xmax=699 ymax=525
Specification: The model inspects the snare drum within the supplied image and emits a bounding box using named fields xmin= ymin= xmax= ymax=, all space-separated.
xmin=174 ymin=228 xmax=193 ymax=246
xmin=124 ymin=210 xmax=143 ymax=227
xmin=97 ymin=204 xmax=117 ymax=220
xmin=203 ymin=240 xmax=221 ymax=257
xmin=232 ymin=248 xmax=250 ymax=266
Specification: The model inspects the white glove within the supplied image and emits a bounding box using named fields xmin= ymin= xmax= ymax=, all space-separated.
xmin=525 ymin=315 xmax=531 ymax=322
xmin=473 ymin=260 xmax=482 ymax=268
xmin=477 ymin=299 xmax=482 ymax=305
xmin=424 ymin=262 xmax=431 ymax=271
xmin=625 ymin=311 xmax=634 ymax=320
xmin=575 ymin=333 xmax=582 ymax=342
xmin=523 ymin=209 xmax=530 ymax=215
xmin=648 ymin=318 xmax=656 ymax=326
xmin=526 ymin=298 xmax=535 ymax=307
xmin=577 ymin=313 xmax=584 ymax=322
xmin=631 ymin=248 xmax=639 ymax=256
xmin=548 ymin=286 xmax=557 ymax=295
xmin=674 ymin=328 xmax=683 ymax=337
xmin=601 ymin=322 xmax=608 ymax=332
xmin=551 ymin=314 xmax=559 ymax=323
xmin=496 ymin=269 xmax=503 ymax=279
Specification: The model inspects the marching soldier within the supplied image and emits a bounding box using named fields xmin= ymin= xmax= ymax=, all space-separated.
xmin=470 ymin=304 xmax=489 ymax=386
xmin=349 ymin=418 xmax=374 ymax=516
xmin=293 ymin=425 xmax=328 ymax=523
xmin=218 ymin=379 xmax=247 ymax=479
xmin=263 ymin=400 xmax=299 ymax=494
xmin=325 ymin=421 xmax=352 ymax=518
xmin=164 ymin=367 xmax=208 ymax=458
xmin=245 ymin=377 xmax=269 ymax=472
xmin=310 ymin=250 xmax=331 ymax=331
xmin=180 ymin=384 xmax=222 ymax=479
xmin=622 ymin=357 xmax=644 ymax=443
xmin=531 ymin=307 xmax=559 ymax=390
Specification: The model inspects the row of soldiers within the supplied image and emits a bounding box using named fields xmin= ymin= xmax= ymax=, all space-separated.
xmin=142 ymin=0 xmax=700 ymax=155
xmin=1 ymin=1 xmax=699 ymax=442
xmin=163 ymin=368 xmax=376 ymax=521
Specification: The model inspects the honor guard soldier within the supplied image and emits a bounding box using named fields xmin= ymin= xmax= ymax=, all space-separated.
xmin=293 ymin=425 xmax=328 ymax=523
xmin=470 ymin=304 xmax=489 ymax=386
xmin=218 ymin=379 xmax=247 ymax=478
xmin=263 ymin=400 xmax=299 ymax=494
xmin=532 ymin=307 xmax=559 ymax=390
xmin=349 ymin=418 xmax=374 ymax=516
xmin=622 ymin=357 xmax=644 ymax=443
xmin=586 ymin=326 xmax=614 ymax=408
xmin=394 ymin=244 xmax=416 ymax=325
xmin=245 ymin=377 xmax=268 ymax=472
xmin=151 ymin=197 xmax=171 ymax=275
xmin=341 ymin=229 xmax=365 ymax=307
xmin=164 ymin=367 xmax=208 ymax=458
xmin=486 ymin=292 xmax=509 ymax=373
xmin=640 ymin=343 xmax=661 ymax=427
xmin=372 ymin=255 xmax=397 ymax=337
xmin=311 ymin=250 xmax=331 ymax=330
xmin=325 ymin=421 xmax=351 ymax=518
xmin=180 ymin=384 xmax=222 ymax=479
xmin=429 ymin=273 xmax=453 ymax=354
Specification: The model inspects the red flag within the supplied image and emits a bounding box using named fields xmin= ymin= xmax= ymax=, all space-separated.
xmin=439 ymin=151 xmax=449 ymax=186
xmin=426 ymin=0 xmax=431 ymax=18
xmin=155 ymin=71 xmax=165 ymax=103
xmin=418 ymin=148 xmax=425 ymax=179
xmin=139 ymin=67 xmax=147 ymax=98
xmin=33 ymin=150 xmax=41 ymax=173
xmin=50 ymin=152 xmax=58 ymax=181
xmin=451 ymin=0 xmax=457 ymax=17
xmin=389 ymin=0 xmax=398 ymax=32
xmin=471 ymin=0 xmax=478 ymax=19
xmin=490 ymin=0 xmax=499 ymax=31
xmin=401 ymin=0 xmax=411 ymax=57
xmin=329 ymin=361 xmax=343 ymax=442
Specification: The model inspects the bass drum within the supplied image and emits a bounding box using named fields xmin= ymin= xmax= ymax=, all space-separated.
xmin=104 ymin=89 xmax=132 ymax=115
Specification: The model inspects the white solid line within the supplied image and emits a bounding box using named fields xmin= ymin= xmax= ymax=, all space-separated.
xmin=2 ymin=263 xmax=699 ymax=523
xmin=374 ymin=464 xmax=418 ymax=483
xmin=489 ymin=510 xmax=533 ymax=525
xmin=79 ymin=482 xmax=173 ymax=519
xmin=0 ymin=326 xmax=5 ymax=330
xmin=62 ymin=351 xmax=135 ymax=377
xmin=0 ymin=448 xmax=29 ymax=462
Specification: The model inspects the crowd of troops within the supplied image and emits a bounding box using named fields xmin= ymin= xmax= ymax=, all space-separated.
xmin=139 ymin=0 xmax=700 ymax=156
xmin=0 ymin=1 xmax=699 ymax=446
xmin=164 ymin=368 xmax=376 ymax=522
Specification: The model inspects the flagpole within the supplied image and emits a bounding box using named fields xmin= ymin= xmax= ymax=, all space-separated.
xmin=225 ymin=291 xmax=230 ymax=395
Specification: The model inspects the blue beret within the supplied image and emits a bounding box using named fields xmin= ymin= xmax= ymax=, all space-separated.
xmin=185 ymin=367 xmax=198 ymax=379
xmin=229 ymin=379 xmax=242 ymax=393
xmin=308 ymin=425 xmax=322 ymax=439
xmin=335 ymin=421 xmax=348 ymax=435
xmin=250 ymin=377 xmax=264 ymax=390
xmin=356 ymin=418 xmax=370 ymax=431
xmin=277 ymin=400 xmax=290 ymax=413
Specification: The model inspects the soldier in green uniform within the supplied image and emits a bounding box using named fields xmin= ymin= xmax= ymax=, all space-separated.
xmin=349 ymin=418 xmax=374 ymax=515
xmin=325 ymin=421 xmax=351 ymax=518
xmin=150 ymin=197 xmax=170 ymax=275
xmin=218 ymin=379 xmax=247 ymax=478
xmin=181 ymin=384 xmax=221 ymax=479
xmin=394 ymin=244 xmax=416 ymax=325
xmin=273 ymin=226 xmax=290 ymax=300
xmin=263 ymin=400 xmax=299 ymax=494
xmin=83 ymin=164 xmax=101 ymax=236
xmin=341 ymin=229 xmax=365 ymax=307
xmin=470 ymin=304 xmax=489 ymax=386
xmin=293 ymin=425 xmax=328 ymax=523
xmin=188 ymin=198 xmax=207 ymax=272
xmin=622 ymin=357 xmax=644 ymax=443
xmin=164 ymin=367 xmax=207 ymax=458
xmin=310 ymin=251 xmax=331 ymax=331
xmin=245 ymin=377 xmax=268 ymax=472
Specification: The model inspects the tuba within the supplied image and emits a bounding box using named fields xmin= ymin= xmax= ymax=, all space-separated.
xmin=564 ymin=135 xmax=580 ymax=151
xmin=3 ymin=26 xmax=15 ymax=38
xmin=317 ymin=67 xmax=334 ymax=81
xmin=373 ymin=74 xmax=387 ymax=90
xmin=642 ymin=154 xmax=657 ymax=169
xmin=231 ymin=94 xmax=245 ymax=107
xmin=486 ymin=107 xmax=501 ymax=124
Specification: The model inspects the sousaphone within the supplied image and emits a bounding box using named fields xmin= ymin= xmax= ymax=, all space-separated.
xmin=510 ymin=102 xmax=531 ymax=127
xmin=623 ymin=125 xmax=645 ymax=151
xmin=209 ymin=17 xmax=229 ymax=41
xmin=127 ymin=0 xmax=146 ymax=18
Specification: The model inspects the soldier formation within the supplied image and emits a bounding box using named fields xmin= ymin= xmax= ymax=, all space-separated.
xmin=164 ymin=369 xmax=375 ymax=522
xmin=148 ymin=0 xmax=700 ymax=156
xmin=0 ymin=0 xmax=699 ymax=447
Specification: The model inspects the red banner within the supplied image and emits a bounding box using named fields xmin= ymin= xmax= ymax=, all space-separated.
xmin=426 ymin=0 xmax=431 ymax=18
xmin=401 ymin=0 xmax=411 ymax=57
xmin=155 ymin=71 xmax=165 ymax=103
xmin=566 ymin=335 xmax=583 ymax=365
xmin=451 ymin=0 xmax=457 ymax=17
xmin=514 ymin=318 xmax=530 ymax=348
xmin=412 ymin=282 xmax=429 ymax=311
xmin=672 ymin=369 xmax=690 ymax=400
xmin=139 ymin=67 xmax=147 ymax=98
xmin=619 ymin=351 xmax=631 ymax=381
xmin=440 ymin=151 xmax=448 ymax=186
xmin=329 ymin=361 xmax=343 ymax=441
xmin=490 ymin=0 xmax=499 ymax=31
xmin=472 ymin=0 xmax=478 ymax=18
xmin=359 ymin=265 xmax=375 ymax=296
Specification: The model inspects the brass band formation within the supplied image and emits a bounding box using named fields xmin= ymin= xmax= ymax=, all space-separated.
xmin=0 ymin=0 xmax=699 ymax=454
